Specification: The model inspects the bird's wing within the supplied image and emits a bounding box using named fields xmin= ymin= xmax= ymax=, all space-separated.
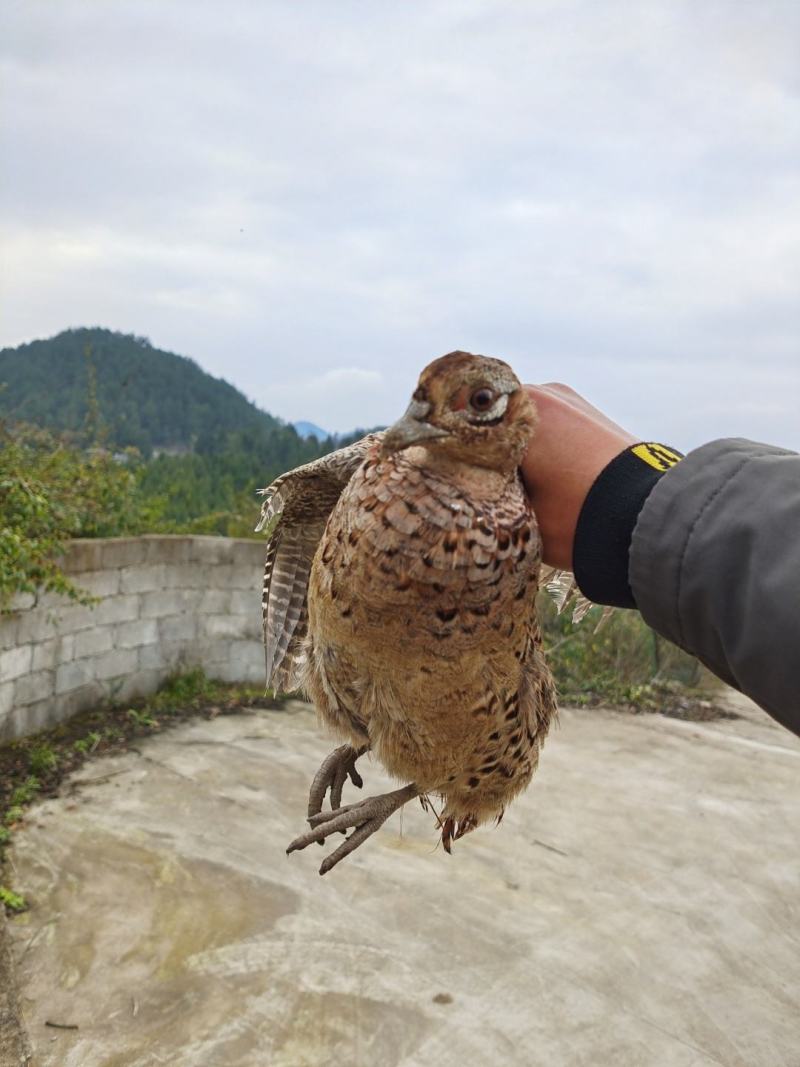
xmin=256 ymin=432 xmax=383 ymax=692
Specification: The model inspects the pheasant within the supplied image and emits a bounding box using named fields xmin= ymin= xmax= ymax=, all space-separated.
xmin=258 ymin=352 xmax=559 ymax=875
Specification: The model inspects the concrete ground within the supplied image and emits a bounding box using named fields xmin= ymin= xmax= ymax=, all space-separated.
xmin=6 ymin=696 xmax=800 ymax=1067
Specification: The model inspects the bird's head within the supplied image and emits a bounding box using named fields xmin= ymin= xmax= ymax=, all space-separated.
xmin=380 ymin=351 xmax=536 ymax=473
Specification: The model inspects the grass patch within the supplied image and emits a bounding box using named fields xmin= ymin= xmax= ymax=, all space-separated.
xmin=0 ymin=886 xmax=27 ymax=913
xmin=0 ymin=669 xmax=284 ymax=912
xmin=4 ymin=807 xmax=24 ymax=828
xmin=10 ymin=777 xmax=41 ymax=807
xmin=28 ymin=743 xmax=58 ymax=776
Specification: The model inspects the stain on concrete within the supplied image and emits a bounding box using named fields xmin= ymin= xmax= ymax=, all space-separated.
xmin=12 ymin=824 xmax=298 ymax=1067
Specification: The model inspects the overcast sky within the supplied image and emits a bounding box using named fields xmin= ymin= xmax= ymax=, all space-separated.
xmin=2 ymin=1 xmax=799 ymax=447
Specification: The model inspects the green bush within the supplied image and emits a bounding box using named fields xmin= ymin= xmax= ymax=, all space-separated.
xmin=0 ymin=421 xmax=150 ymax=610
xmin=540 ymin=593 xmax=707 ymax=705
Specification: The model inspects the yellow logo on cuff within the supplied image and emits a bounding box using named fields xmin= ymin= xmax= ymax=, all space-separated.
xmin=631 ymin=443 xmax=683 ymax=472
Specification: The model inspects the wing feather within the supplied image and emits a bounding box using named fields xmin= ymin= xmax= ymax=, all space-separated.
xmin=540 ymin=566 xmax=613 ymax=628
xmin=272 ymin=601 xmax=309 ymax=693
xmin=263 ymin=527 xmax=321 ymax=685
xmin=258 ymin=433 xmax=383 ymax=692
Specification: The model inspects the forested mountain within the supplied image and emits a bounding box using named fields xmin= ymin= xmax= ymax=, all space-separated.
xmin=0 ymin=327 xmax=296 ymax=456
xmin=0 ymin=327 xmax=378 ymax=532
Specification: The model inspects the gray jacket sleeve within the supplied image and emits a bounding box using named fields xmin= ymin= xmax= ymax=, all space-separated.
xmin=629 ymin=438 xmax=799 ymax=735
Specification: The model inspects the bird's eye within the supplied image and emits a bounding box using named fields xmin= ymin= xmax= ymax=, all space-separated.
xmin=469 ymin=387 xmax=496 ymax=412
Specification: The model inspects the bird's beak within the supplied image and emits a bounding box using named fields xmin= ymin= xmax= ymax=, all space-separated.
xmin=380 ymin=400 xmax=450 ymax=457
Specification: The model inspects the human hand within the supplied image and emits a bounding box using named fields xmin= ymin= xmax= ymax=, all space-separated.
xmin=521 ymin=384 xmax=637 ymax=570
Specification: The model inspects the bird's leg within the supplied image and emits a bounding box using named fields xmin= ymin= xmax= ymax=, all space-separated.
xmin=307 ymin=743 xmax=368 ymax=819
xmin=287 ymin=783 xmax=419 ymax=875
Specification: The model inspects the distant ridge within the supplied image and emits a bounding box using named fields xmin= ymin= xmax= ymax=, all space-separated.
xmin=292 ymin=420 xmax=332 ymax=441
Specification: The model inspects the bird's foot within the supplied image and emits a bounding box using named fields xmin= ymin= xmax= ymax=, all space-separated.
xmin=307 ymin=743 xmax=368 ymax=819
xmin=287 ymin=783 xmax=419 ymax=875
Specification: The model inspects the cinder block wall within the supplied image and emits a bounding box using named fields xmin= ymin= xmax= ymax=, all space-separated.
xmin=0 ymin=536 xmax=265 ymax=742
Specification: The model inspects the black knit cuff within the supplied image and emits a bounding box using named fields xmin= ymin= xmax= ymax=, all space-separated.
xmin=572 ymin=443 xmax=684 ymax=609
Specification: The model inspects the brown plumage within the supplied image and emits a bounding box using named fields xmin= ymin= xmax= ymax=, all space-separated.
xmin=258 ymin=352 xmax=558 ymax=874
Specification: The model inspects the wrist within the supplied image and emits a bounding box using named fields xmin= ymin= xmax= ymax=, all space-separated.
xmin=572 ymin=443 xmax=683 ymax=607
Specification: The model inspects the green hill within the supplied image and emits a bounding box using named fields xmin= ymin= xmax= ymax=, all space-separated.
xmin=0 ymin=327 xmax=379 ymax=532
xmin=0 ymin=327 xmax=290 ymax=455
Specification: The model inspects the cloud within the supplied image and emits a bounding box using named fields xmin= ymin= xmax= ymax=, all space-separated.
xmin=1 ymin=0 xmax=798 ymax=446
xmin=314 ymin=368 xmax=383 ymax=391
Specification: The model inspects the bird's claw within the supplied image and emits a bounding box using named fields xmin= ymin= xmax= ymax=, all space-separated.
xmin=288 ymin=783 xmax=418 ymax=875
